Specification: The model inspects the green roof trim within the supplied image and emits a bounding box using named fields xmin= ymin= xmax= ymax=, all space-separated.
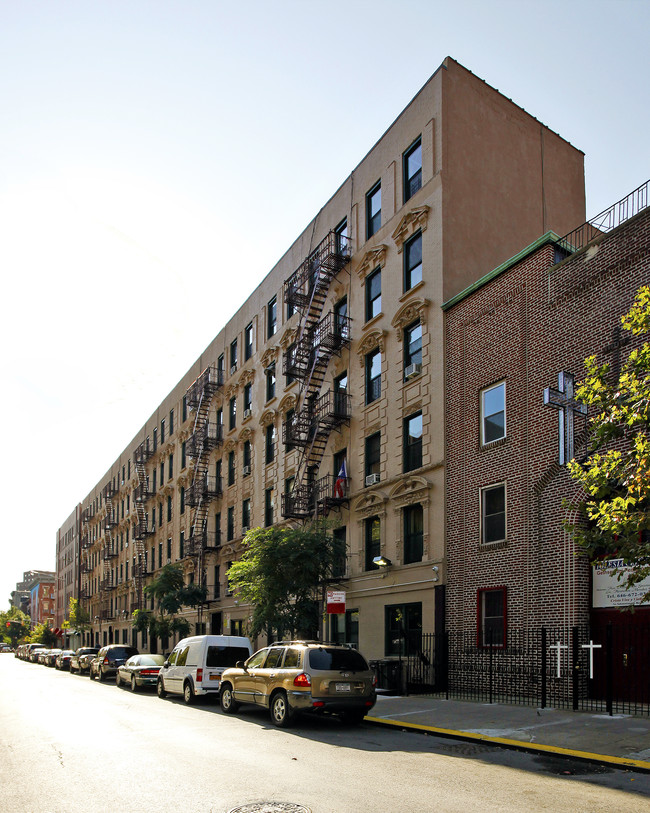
xmin=441 ymin=231 xmax=560 ymax=311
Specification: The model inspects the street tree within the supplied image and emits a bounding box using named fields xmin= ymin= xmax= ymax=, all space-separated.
xmin=28 ymin=621 xmax=58 ymax=648
xmin=61 ymin=597 xmax=90 ymax=634
xmin=1 ymin=607 xmax=31 ymax=647
xmin=132 ymin=563 xmax=207 ymax=643
xmin=227 ymin=521 xmax=345 ymax=639
xmin=567 ymin=284 xmax=650 ymax=600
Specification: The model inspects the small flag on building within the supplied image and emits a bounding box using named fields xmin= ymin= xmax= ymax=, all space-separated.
xmin=334 ymin=459 xmax=347 ymax=498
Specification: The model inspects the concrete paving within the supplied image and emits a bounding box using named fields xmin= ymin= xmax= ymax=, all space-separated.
xmin=365 ymin=694 xmax=650 ymax=772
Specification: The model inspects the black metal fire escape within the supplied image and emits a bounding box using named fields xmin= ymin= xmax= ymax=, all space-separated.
xmin=281 ymin=230 xmax=352 ymax=519
xmin=101 ymin=481 xmax=118 ymax=620
xmin=185 ymin=363 xmax=223 ymax=557
xmin=133 ymin=439 xmax=155 ymax=611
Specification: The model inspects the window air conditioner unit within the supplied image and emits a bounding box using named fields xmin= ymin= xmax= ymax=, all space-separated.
xmin=365 ymin=473 xmax=380 ymax=487
xmin=230 ymin=364 xmax=237 ymax=376
xmin=243 ymin=408 xmax=252 ymax=420
xmin=405 ymin=363 xmax=422 ymax=380
xmin=242 ymin=465 xmax=251 ymax=476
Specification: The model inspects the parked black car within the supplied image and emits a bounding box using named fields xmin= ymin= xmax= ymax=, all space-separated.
xmin=89 ymin=645 xmax=138 ymax=682
xmin=70 ymin=647 xmax=99 ymax=675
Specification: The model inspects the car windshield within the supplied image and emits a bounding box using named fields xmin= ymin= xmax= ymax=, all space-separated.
xmin=308 ymin=648 xmax=369 ymax=672
xmin=110 ymin=647 xmax=138 ymax=659
xmin=206 ymin=646 xmax=251 ymax=667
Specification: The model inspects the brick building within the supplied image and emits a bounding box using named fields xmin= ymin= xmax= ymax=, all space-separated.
xmin=443 ymin=183 xmax=649 ymax=705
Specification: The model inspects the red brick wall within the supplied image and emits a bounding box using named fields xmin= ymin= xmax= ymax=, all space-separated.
xmin=444 ymin=209 xmax=650 ymax=633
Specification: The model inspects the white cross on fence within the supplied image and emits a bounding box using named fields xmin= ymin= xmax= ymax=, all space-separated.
xmin=549 ymin=641 xmax=568 ymax=678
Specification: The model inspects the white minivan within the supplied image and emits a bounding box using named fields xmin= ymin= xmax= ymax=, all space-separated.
xmin=157 ymin=635 xmax=253 ymax=704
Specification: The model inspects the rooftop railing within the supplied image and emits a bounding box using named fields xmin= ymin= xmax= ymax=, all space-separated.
xmin=558 ymin=179 xmax=649 ymax=254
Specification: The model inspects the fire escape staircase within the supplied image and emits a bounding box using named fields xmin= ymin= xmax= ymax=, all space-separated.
xmin=100 ymin=482 xmax=118 ymax=617
xmin=185 ymin=364 xmax=223 ymax=555
xmin=133 ymin=438 xmax=155 ymax=611
xmin=281 ymin=230 xmax=351 ymax=519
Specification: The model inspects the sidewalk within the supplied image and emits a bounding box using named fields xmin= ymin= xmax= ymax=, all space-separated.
xmin=365 ymin=694 xmax=650 ymax=772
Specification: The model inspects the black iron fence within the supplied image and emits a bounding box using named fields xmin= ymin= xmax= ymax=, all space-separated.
xmin=371 ymin=623 xmax=649 ymax=716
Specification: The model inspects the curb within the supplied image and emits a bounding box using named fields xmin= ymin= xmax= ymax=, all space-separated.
xmin=364 ymin=715 xmax=650 ymax=774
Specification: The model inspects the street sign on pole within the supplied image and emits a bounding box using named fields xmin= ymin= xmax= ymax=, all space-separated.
xmin=326 ymin=590 xmax=346 ymax=614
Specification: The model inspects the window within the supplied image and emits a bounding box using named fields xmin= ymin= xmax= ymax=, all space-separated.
xmin=243 ymin=382 xmax=252 ymax=414
xmin=481 ymin=382 xmax=506 ymax=444
xmin=169 ymin=408 xmax=174 ymax=436
xmin=404 ymin=230 xmax=422 ymax=291
xmin=265 ymin=424 xmax=276 ymax=464
xmin=160 ymin=418 xmax=165 ymax=444
xmin=334 ymin=371 xmax=348 ymax=415
xmin=229 ymin=396 xmax=236 ymax=431
xmin=167 ymin=496 xmax=172 ymax=523
xmin=403 ymin=136 xmax=422 ymax=203
xmin=366 ymin=181 xmax=381 ymax=239
xmin=404 ymin=321 xmax=423 ymax=376
xmin=153 ymin=427 xmax=158 ymax=452
xmin=365 ymin=349 xmax=381 ymax=404
xmin=481 ymin=483 xmax=506 ymax=545
xmin=264 ymin=488 xmax=273 ymax=527
xmin=180 ymin=487 xmax=185 ymax=515
xmin=230 ymin=339 xmax=238 ymax=374
xmin=365 ymin=267 xmax=381 ymax=322
xmin=403 ymin=412 xmax=423 ymax=472
xmin=404 ymin=504 xmax=423 ymax=564
xmin=167 ymin=537 xmax=172 ymax=561
xmin=365 ymin=432 xmax=381 ymax=481
xmin=182 ymin=395 xmax=188 ymax=423
xmin=478 ymin=587 xmax=506 ymax=647
xmin=334 ymin=217 xmax=348 ymax=255
xmin=267 ymin=297 xmax=277 ymax=338
xmin=242 ymin=499 xmax=250 ymax=531
xmin=217 ymin=353 xmax=225 ymax=380
xmin=181 ymin=440 xmax=187 ymax=469
xmin=168 ymin=453 xmax=173 ymax=480
xmin=227 ymin=507 xmax=235 ymax=541
xmin=334 ymin=296 xmax=349 ymax=339
xmin=179 ymin=531 xmax=185 ymax=559
xmin=242 ymin=440 xmax=251 ymax=475
xmin=385 ymin=602 xmax=422 ymax=656
xmin=285 ymin=343 xmax=297 ymax=385
xmin=265 ymin=363 xmax=276 ymax=402
xmin=214 ymin=512 xmax=221 ymax=546
xmin=228 ymin=451 xmax=235 ymax=486
xmin=284 ymin=409 xmax=296 ymax=452
xmin=364 ymin=516 xmax=380 ymax=571
xmin=244 ymin=322 xmax=253 ymax=361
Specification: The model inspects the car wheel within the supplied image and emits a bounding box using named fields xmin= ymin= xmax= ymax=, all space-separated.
xmin=89 ymin=666 xmax=94 ymax=680
xmin=183 ymin=682 xmax=194 ymax=705
xmin=270 ymin=691 xmax=293 ymax=728
xmin=220 ymin=684 xmax=239 ymax=714
xmin=130 ymin=675 xmax=138 ymax=693
xmin=97 ymin=668 xmax=104 ymax=682
xmin=116 ymin=672 xmax=121 ymax=687
xmin=157 ymin=679 xmax=167 ymax=699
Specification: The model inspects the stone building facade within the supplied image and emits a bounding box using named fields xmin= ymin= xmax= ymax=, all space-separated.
xmin=62 ymin=57 xmax=585 ymax=659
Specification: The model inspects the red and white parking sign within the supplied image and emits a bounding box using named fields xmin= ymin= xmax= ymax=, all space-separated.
xmin=326 ymin=590 xmax=346 ymax=614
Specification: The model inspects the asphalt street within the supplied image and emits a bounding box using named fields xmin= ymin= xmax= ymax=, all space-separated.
xmin=1 ymin=656 xmax=648 ymax=813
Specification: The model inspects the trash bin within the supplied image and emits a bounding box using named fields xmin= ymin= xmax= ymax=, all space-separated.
xmin=370 ymin=659 xmax=403 ymax=694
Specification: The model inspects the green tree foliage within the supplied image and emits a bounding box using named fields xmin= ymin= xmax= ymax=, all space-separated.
xmin=132 ymin=564 xmax=206 ymax=642
xmin=28 ymin=621 xmax=58 ymax=647
xmin=227 ymin=521 xmax=344 ymax=639
xmin=1 ymin=607 xmax=31 ymax=646
xmin=567 ymin=285 xmax=650 ymax=599
xmin=61 ymin=597 xmax=90 ymax=632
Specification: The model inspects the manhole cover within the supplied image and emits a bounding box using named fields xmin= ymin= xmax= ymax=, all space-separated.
xmin=228 ymin=804 xmax=311 ymax=813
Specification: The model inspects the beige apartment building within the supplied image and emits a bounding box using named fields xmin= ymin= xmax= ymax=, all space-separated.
xmin=69 ymin=57 xmax=585 ymax=661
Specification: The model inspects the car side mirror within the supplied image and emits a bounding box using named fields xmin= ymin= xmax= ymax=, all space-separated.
xmin=236 ymin=660 xmax=247 ymax=670
xmin=163 ymin=660 xmax=170 ymax=668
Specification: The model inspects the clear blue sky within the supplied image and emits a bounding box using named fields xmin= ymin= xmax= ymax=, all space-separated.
xmin=1 ymin=0 xmax=648 ymax=605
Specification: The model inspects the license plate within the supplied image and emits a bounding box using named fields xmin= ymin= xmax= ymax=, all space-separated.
xmin=209 ymin=675 xmax=220 ymax=681
xmin=335 ymin=682 xmax=351 ymax=692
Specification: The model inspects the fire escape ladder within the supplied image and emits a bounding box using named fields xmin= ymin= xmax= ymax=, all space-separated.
xmin=185 ymin=364 xmax=223 ymax=556
xmin=133 ymin=438 xmax=154 ymax=611
xmin=281 ymin=231 xmax=351 ymax=519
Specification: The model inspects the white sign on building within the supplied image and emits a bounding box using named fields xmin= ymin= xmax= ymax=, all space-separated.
xmin=592 ymin=559 xmax=650 ymax=608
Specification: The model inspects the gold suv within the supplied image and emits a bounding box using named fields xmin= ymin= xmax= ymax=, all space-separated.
xmin=219 ymin=641 xmax=376 ymax=726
